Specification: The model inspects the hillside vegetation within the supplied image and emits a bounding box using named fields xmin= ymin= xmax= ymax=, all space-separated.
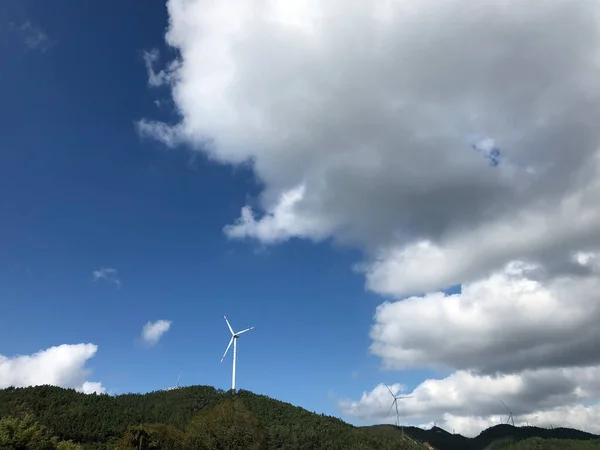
xmin=0 ymin=385 xmax=424 ymax=449
xmin=491 ymin=437 xmax=600 ymax=449
xmin=366 ymin=424 xmax=600 ymax=450
xmin=1 ymin=385 xmax=599 ymax=449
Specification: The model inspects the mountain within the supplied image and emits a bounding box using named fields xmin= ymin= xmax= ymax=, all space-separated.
xmin=1 ymin=385 xmax=599 ymax=449
xmin=0 ymin=385 xmax=425 ymax=449
xmin=365 ymin=423 xmax=600 ymax=450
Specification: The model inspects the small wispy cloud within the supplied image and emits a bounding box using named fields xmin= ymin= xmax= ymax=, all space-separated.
xmin=143 ymin=49 xmax=179 ymax=88
xmin=20 ymin=22 xmax=51 ymax=52
xmin=141 ymin=320 xmax=172 ymax=346
xmin=92 ymin=267 xmax=121 ymax=288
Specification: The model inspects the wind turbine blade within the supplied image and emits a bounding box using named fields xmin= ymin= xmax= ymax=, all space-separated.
xmin=397 ymin=395 xmax=413 ymax=399
xmin=224 ymin=316 xmax=234 ymax=335
xmin=236 ymin=326 xmax=254 ymax=335
xmin=385 ymin=384 xmax=395 ymax=396
xmin=387 ymin=399 xmax=397 ymax=416
xmin=220 ymin=336 xmax=234 ymax=362
xmin=500 ymin=400 xmax=511 ymax=414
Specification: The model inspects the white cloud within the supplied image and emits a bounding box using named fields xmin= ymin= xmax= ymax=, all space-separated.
xmin=0 ymin=344 xmax=105 ymax=394
xmin=142 ymin=49 xmax=180 ymax=88
xmin=141 ymin=320 xmax=172 ymax=346
xmin=92 ymin=267 xmax=121 ymax=288
xmin=369 ymin=259 xmax=600 ymax=374
xmin=341 ymin=262 xmax=600 ymax=435
xmin=339 ymin=366 xmax=600 ymax=436
xmin=224 ymin=185 xmax=334 ymax=243
xmin=138 ymin=0 xmax=600 ymax=295
xmin=137 ymin=120 xmax=184 ymax=149
xmin=140 ymin=0 xmax=600 ymax=436
xmin=139 ymin=0 xmax=600 ymax=295
xmin=363 ymin=171 xmax=600 ymax=296
xmin=80 ymin=381 xmax=106 ymax=395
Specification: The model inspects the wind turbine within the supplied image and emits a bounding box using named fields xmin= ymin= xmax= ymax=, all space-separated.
xmin=500 ymin=400 xmax=515 ymax=426
xmin=385 ymin=384 xmax=413 ymax=436
xmin=220 ymin=315 xmax=254 ymax=392
xmin=176 ymin=367 xmax=182 ymax=389
xmin=164 ymin=367 xmax=182 ymax=391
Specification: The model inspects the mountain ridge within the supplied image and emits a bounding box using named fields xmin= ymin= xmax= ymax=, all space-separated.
xmin=0 ymin=385 xmax=598 ymax=449
xmin=365 ymin=423 xmax=600 ymax=450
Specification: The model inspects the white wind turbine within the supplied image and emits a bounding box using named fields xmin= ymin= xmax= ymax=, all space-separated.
xmin=175 ymin=367 xmax=182 ymax=389
xmin=220 ymin=315 xmax=254 ymax=392
xmin=385 ymin=384 xmax=413 ymax=436
xmin=164 ymin=367 xmax=182 ymax=391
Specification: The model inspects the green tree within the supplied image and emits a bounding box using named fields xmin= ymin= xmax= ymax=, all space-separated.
xmin=55 ymin=441 xmax=83 ymax=450
xmin=0 ymin=414 xmax=57 ymax=450
xmin=485 ymin=437 xmax=518 ymax=450
xmin=116 ymin=424 xmax=184 ymax=450
xmin=185 ymin=399 xmax=267 ymax=450
xmin=501 ymin=437 xmax=600 ymax=450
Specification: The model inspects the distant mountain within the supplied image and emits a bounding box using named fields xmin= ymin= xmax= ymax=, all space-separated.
xmin=364 ymin=423 xmax=600 ymax=450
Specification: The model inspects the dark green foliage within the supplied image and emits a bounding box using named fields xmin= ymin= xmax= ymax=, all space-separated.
xmin=484 ymin=437 xmax=518 ymax=450
xmin=3 ymin=385 xmax=598 ymax=450
xmin=116 ymin=423 xmax=185 ymax=450
xmin=0 ymin=414 xmax=83 ymax=450
xmin=0 ymin=414 xmax=57 ymax=450
xmin=0 ymin=385 xmax=423 ymax=449
xmin=55 ymin=442 xmax=84 ymax=450
xmin=185 ymin=398 xmax=267 ymax=450
xmin=367 ymin=423 xmax=600 ymax=450
xmin=486 ymin=437 xmax=600 ymax=449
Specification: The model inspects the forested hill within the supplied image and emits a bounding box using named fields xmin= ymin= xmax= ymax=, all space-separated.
xmin=366 ymin=424 xmax=600 ymax=450
xmin=1 ymin=386 xmax=599 ymax=450
xmin=0 ymin=385 xmax=425 ymax=449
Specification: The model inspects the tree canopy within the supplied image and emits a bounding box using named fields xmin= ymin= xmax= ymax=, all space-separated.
xmin=0 ymin=386 xmax=423 ymax=449
xmin=1 ymin=386 xmax=599 ymax=449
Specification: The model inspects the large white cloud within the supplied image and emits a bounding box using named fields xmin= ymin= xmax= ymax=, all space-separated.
xmin=339 ymin=366 xmax=600 ymax=436
xmin=342 ymin=260 xmax=600 ymax=434
xmin=0 ymin=344 xmax=105 ymax=394
xmin=140 ymin=0 xmax=600 ymax=296
xmin=139 ymin=0 xmax=600 ymax=436
xmin=370 ymin=258 xmax=600 ymax=374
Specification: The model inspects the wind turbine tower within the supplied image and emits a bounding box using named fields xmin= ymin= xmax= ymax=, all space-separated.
xmin=220 ymin=315 xmax=254 ymax=392
xmin=164 ymin=367 xmax=183 ymax=391
xmin=500 ymin=400 xmax=515 ymax=426
xmin=385 ymin=384 xmax=413 ymax=436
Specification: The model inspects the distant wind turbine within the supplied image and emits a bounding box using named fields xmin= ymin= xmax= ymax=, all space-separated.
xmin=220 ymin=315 xmax=254 ymax=392
xmin=164 ymin=366 xmax=182 ymax=391
xmin=385 ymin=384 xmax=413 ymax=436
xmin=500 ymin=400 xmax=515 ymax=426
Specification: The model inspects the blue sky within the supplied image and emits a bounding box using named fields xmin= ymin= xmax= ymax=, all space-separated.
xmin=3 ymin=0 xmax=600 ymax=437
xmin=0 ymin=0 xmax=433 ymax=421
